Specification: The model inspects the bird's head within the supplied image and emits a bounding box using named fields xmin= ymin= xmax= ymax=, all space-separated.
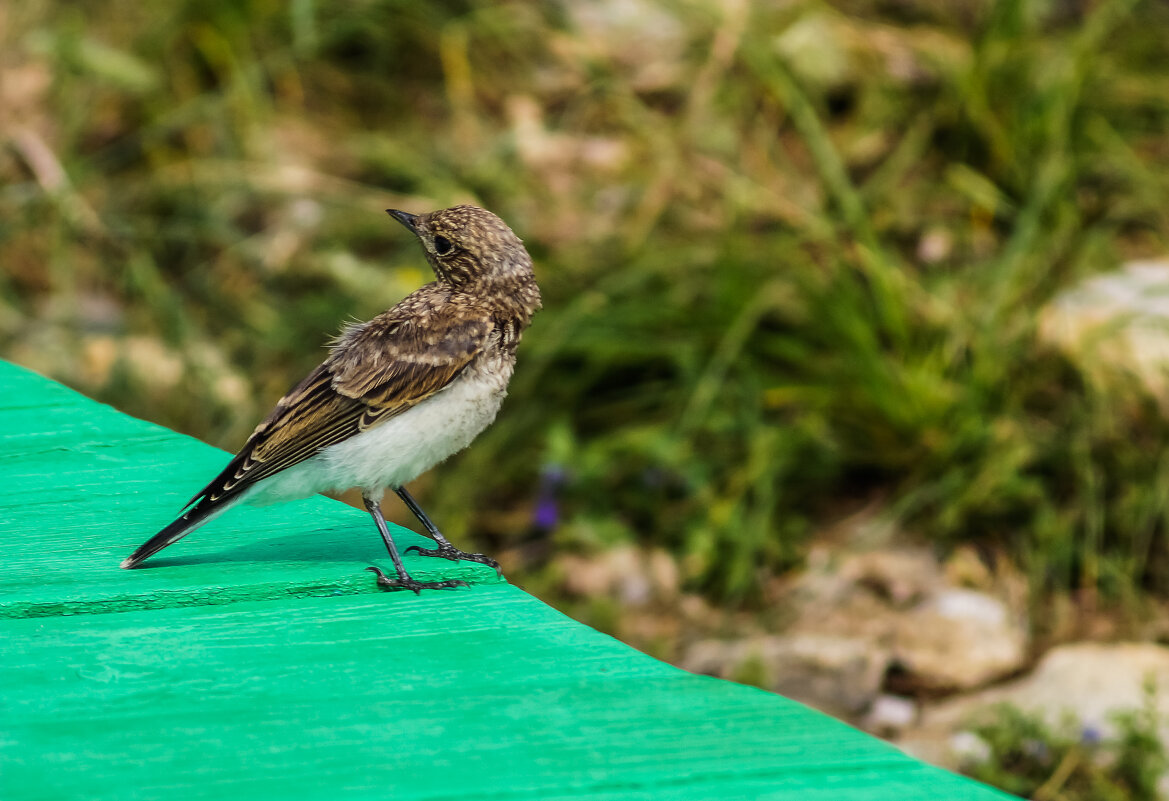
xmin=386 ymin=205 xmax=535 ymax=289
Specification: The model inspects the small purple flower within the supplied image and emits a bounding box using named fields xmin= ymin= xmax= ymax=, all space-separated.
xmin=1080 ymin=725 xmax=1102 ymax=746
xmin=532 ymin=463 xmax=567 ymax=531
xmin=533 ymin=497 xmax=560 ymax=530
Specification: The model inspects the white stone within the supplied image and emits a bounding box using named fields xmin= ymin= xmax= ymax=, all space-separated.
xmin=929 ymin=588 xmax=1010 ymax=626
xmin=948 ymin=731 xmax=992 ymax=765
xmin=921 ymin=642 xmax=1169 ymax=743
xmin=682 ymin=633 xmax=889 ymax=718
xmin=864 ymin=694 xmax=918 ymax=735
xmin=1040 ymin=258 xmax=1169 ymax=407
xmin=889 ymin=589 xmax=1027 ymax=690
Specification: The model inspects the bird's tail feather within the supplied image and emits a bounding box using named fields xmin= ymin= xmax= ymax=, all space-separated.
xmin=120 ymin=497 xmax=235 ymax=569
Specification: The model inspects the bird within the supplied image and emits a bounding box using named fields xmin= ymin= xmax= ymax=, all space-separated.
xmin=121 ymin=204 xmax=542 ymax=592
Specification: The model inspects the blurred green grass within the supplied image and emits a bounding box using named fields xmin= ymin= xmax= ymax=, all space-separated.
xmin=3 ymin=0 xmax=1169 ymax=610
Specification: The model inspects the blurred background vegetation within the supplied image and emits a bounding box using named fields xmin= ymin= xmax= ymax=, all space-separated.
xmin=5 ymin=0 xmax=1169 ymax=656
xmin=9 ymin=0 xmax=1169 ymax=793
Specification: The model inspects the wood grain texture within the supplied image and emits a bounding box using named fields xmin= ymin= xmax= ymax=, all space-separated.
xmin=0 ymin=361 xmax=1014 ymax=800
xmin=0 ymin=361 xmax=494 ymax=619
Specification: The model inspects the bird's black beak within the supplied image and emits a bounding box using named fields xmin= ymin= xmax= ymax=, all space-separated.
xmin=386 ymin=209 xmax=420 ymax=234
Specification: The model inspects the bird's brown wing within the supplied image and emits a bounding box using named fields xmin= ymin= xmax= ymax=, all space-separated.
xmin=121 ymin=296 xmax=492 ymax=570
xmin=190 ymin=297 xmax=494 ymax=507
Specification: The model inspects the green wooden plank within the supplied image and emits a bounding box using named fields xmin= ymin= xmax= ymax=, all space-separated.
xmin=0 ymin=589 xmax=1009 ymax=801
xmin=0 ymin=361 xmax=495 ymax=618
xmin=0 ymin=360 xmax=1013 ymax=800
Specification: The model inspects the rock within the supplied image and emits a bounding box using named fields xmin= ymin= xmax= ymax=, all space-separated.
xmin=889 ymin=588 xmax=1028 ymax=692
xmin=948 ymin=731 xmax=992 ymax=766
xmin=1039 ymin=258 xmax=1169 ymax=408
xmin=679 ymin=542 xmax=1030 ymax=720
xmin=645 ymin=548 xmax=680 ymax=601
xmin=839 ymin=547 xmax=943 ymax=608
xmin=785 ymin=545 xmax=947 ymax=635
xmin=682 ymin=634 xmax=889 ymax=718
xmin=764 ymin=635 xmax=890 ymax=717
xmin=556 ymin=545 xmax=680 ymax=606
xmin=788 ymin=547 xmax=1028 ymax=693
xmin=943 ymin=545 xmax=995 ymax=592
xmin=921 ymin=642 xmax=1169 ymax=743
xmin=566 ymin=0 xmax=687 ymax=91
xmin=864 ymin=694 xmax=918 ymax=736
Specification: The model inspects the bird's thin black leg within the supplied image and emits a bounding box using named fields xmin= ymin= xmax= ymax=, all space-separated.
xmin=396 ymin=486 xmax=502 ymax=576
xmin=362 ymin=494 xmax=468 ymax=593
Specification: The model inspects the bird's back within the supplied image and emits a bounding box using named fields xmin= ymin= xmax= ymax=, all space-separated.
xmin=122 ymin=203 xmax=540 ymax=570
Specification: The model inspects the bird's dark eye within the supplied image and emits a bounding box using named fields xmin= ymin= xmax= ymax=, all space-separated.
xmin=433 ymin=235 xmax=453 ymax=255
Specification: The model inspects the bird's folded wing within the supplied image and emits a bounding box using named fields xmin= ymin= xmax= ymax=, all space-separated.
xmin=187 ymin=304 xmax=494 ymax=507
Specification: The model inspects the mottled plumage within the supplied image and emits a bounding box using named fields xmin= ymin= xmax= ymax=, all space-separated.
xmin=122 ymin=205 xmax=541 ymax=592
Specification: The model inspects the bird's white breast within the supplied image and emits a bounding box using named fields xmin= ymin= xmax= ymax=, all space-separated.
xmin=247 ymin=359 xmax=512 ymax=505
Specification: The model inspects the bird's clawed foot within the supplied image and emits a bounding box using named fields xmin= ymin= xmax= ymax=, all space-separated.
xmin=365 ymin=566 xmax=469 ymax=594
xmin=404 ymin=542 xmax=502 ymax=576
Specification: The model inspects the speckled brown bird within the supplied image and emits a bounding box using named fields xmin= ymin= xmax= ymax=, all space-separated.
xmin=121 ymin=205 xmax=542 ymax=592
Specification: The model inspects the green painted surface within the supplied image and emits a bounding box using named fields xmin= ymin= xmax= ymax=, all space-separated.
xmin=0 ymin=360 xmax=1014 ymax=800
xmin=0 ymin=360 xmax=493 ymax=619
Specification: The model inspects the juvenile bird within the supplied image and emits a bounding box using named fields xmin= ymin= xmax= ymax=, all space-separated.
xmin=121 ymin=205 xmax=542 ymax=592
